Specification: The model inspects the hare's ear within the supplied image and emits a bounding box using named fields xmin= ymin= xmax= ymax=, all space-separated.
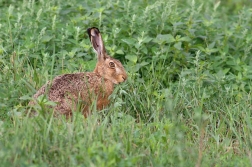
xmin=87 ymin=27 xmax=107 ymax=61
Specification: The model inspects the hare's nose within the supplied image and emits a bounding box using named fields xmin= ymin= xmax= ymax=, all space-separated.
xmin=122 ymin=75 xmax=127 ymax=81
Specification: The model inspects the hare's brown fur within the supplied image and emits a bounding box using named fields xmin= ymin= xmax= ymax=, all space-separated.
xmin=29 ymin=27 xmax=127 ymax=117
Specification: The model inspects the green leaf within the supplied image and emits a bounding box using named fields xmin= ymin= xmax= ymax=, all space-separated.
xmin=41 ymin=35 xmax=53 ymax=43
xmin=179 ymin=36 xmax=191 ymax=42
xmin=125 ymin=55 xmax=138 ymax=63
xmin=139 ymin=61 xmax=149 ymax=66
xmin=174 ymin=42 xmax=182 ymax=50
xmin=115 ymin=50 xmax=124 ymax=55
xmin=208 ymin=42 xmax=215 ymax=49
xmin=154 ymin=34 xmax=175 ymax=44
xmin=68 ymin=39 xmax=79 ymax=45
xmin=121 ymin=38 xmax=136 ymax=45
xmin=142 ymin=36 xmax=153 ymax=43
xmin=19 ymin=95 xmax=32 ymax=100
xmin=84 ymin=59 xmax=96 ymax=71
xmin=45 ymin=101 xmax=57 ymax=107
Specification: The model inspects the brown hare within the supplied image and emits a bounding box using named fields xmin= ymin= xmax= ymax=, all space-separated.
xmin=29 ymin=27 xmax=127 ymax=117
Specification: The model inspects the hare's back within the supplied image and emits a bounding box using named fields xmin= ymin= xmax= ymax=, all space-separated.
xmin=33 ymin=72 xmax=103 ymax=99
xmin=49 ymin=72 xmax=104 ymax=96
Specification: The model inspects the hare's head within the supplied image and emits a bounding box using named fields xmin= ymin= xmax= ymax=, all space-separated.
xmin=87 ymin=27 xmax=127 ymax=84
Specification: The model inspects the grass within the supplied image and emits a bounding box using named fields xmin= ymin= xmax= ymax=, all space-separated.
xmin=1 ymin=0 xmax=252 ymax=166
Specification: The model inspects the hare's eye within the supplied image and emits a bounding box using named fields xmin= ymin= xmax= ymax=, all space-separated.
xmin=109 ymin=62 xmax=115 ymax=68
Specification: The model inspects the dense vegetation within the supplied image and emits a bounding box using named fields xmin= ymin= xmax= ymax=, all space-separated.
xmin=1 ymin=0 xmax=252 ymax=166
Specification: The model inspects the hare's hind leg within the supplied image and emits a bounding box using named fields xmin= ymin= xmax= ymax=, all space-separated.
xmin=53 ymin=98 xmax=75 ymax=117
xmin=56 ymin=97 xmax=92 ymax=118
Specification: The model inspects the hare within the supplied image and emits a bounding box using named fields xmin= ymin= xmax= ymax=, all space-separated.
xmin=29 ymin=27 xmax=127 ymax=117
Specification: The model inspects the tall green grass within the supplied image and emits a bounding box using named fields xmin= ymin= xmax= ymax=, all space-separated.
xmin=1 ymin=0 xmax=252 ymax=166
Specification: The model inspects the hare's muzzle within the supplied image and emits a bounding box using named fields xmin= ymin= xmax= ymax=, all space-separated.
xmin=115 ymin=74 xmax=127 ymax=84
xmin=122 ymin=76 xmax=127 ymax=82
